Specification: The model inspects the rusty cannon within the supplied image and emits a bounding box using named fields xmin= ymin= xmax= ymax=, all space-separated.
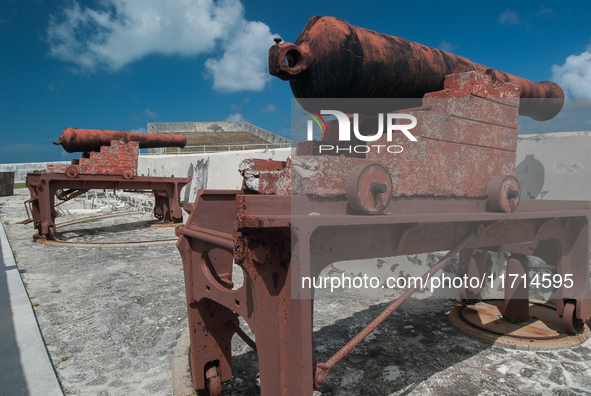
xmin=176 ymin=16 xmax=590 ymax=396
xmin=50 ymin=127 xmax=186 ymax=178
xmin=53 ymin=127 xmax=187 ymax=154
xmin=23 ymin=128 xmax=190 ymax=240
xmin=269 ymin=15 xmax=564 ymax=121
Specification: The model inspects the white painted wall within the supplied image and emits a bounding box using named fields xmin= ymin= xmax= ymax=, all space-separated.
xmin=515 ymin=131 xmax=591 ymax=201
xmin=138 ymin=148 xmax=292 ymax=203
xmin=0 ymin=162 xmax=69 ymax=183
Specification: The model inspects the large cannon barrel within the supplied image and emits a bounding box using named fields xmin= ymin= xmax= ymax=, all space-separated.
xmin=53 ymin=127 xmax=187 ymax=153
xmin=269 ymin=16 xmax=564 ymax=121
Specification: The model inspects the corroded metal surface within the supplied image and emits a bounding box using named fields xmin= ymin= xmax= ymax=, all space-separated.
xmin=488 ymin=175 xmax=521 ymax=213
xmin=177 ymin=190 xmax=591 ymax=395
xmin=24 ymin=173 xmax=190 ymax=240
xmin=23 ymin=128 xmax=190 ymax=239
xmin=262 ymin=72 xmax=523 ymax=199
xmin=344 ymin=163 xmax=392 ymax=214
xmin=48 ymin=140 xmax=140 ymax=179
xmin=449 ymin=301 xmax=590 ymax=349
xmin=177 ymin=15 xmax=589 ymax=396
xmin=49 ymin=128 xmax=185 ymax=178
xmin=270 ymin=16 xmax=564 ymax=120
xmin=54 ymin=127 xmax=186 ymax=153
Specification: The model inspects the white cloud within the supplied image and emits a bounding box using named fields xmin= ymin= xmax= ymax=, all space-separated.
xmin=499 ymin=10 xmax=521 ymax=25
xmin=144 ymin=108 xmax=159 ymax=119
xmin=552 ymin=46 xmax=591 ymax=98
xmin=47 ymin=0 xmax=277 ymax=92
xmin=204 ymin=19 xmax=274 ymax=92
xmin=130 ymin=127 xmax=147 ymax=133
xmin=258 ymin=103 xmax=278 ymax=113
xmin=225 ymin=112 xmax=244 ymax=121
xmin=130 ymin=108 xmax=159 ymax=119
xmin=437 ymin=40 xmax=458 ymax=53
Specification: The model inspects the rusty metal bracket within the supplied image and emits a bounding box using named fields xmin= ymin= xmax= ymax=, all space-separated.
xmin=24 ymin=173 xmax=190 ymax=239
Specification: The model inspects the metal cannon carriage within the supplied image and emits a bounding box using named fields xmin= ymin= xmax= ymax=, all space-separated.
xmin=177 ymin=16 xmax=590 ymax=395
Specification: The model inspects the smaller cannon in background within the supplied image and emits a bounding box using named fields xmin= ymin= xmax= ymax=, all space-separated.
xmin=48 ymin=127 xmax=186 ymax=179
xmin=269 ymin=15 xmax=564 ymax=121
xmin=54 ymin=127 xmax=187 ymax=153
xmin=22 ymin=128 xmax=190 ymax=239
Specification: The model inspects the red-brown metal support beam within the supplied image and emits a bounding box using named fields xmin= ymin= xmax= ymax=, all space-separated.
xmin=24 ymin=173 xmax=190 ymax=239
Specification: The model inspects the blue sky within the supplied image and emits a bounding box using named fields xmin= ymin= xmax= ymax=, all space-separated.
xmin=1 ymin=0 xmax=590 ymax=163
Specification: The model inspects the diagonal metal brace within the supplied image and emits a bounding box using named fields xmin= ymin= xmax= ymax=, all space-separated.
xmin=313 ymin=228 xmax=476 ymax=387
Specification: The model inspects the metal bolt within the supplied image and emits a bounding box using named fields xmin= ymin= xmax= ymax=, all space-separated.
xmin=370 ymin=182 xmax=387 ymax=195
xmin=507 ymin=189 xmax=519 ymax=199
xmin=274 ymin=37 xmax=282 ymax=44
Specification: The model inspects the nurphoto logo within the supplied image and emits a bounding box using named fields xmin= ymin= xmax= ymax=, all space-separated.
xmin=304 ymin=109 xmax=418 ymax=154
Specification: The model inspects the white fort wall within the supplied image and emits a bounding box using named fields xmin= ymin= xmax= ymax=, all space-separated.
xmin=136 ymin=132 xmax=591 ymax=203
xmin=137 ymin=148 xmax=292 ymax=204
xmin=515 ymin=131 xmax=591 ymax=201
xmin=0 ymin=162 xmax=69 ymax=183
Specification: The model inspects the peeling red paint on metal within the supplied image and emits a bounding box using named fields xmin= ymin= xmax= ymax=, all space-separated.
xmin=54 ymin=127 xmax=186 ymax=153
xmin=251 ymin=158 xmax=288 ymax=172
xmin=173 ymin=15 xmax=589 ymax=396
xmin=24 ymin=128 xmax=191 ymax=239
xmin=263 ymin=72 xmax=520 ymax=199
xmin=47 ymin=140 xmax=139 ymax=178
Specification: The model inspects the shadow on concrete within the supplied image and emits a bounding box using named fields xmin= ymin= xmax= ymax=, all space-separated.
xmin=0 ymin=243 xmax=30 ymax=395
xmin=515 ymin=154 xmax=545 ymax=199
xmin=219 ymin=299 xmax=490 ymax=395
xmin=54 ymin=220 xmax=159 ymax=241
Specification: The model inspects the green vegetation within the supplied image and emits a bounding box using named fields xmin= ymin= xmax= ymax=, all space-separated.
xmin=504 ymin=314 xmax=518 ymax=324
xmin=14 ymin=182 xmax=26 ymax=189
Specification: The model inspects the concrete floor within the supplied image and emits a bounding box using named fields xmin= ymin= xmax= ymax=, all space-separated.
xmin=2 ymin=188 xmax=591 ymax=395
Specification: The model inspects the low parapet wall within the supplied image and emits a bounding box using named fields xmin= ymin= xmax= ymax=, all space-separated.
xmin=148 ymin=121 xmax=291 ymax=146
xmin=3 ymin=132 xmax=589 ymax=201
xmin=0 ymin=162 xmax=69 ymax=183
xmin=138 ymin=147 xmax=292 ymax=204
xmin=515 ymin=131 xmax=591 ymax=201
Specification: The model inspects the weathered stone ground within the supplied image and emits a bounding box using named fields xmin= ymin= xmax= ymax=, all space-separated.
xmin=2 ymin=188 xmax=591 ymax=395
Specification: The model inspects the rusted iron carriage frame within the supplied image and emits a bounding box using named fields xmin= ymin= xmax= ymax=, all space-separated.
xmin=177 ymin=190 xmax=591 ymax=395
xmin=24 ymin=172 xmax=190 ymax=239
